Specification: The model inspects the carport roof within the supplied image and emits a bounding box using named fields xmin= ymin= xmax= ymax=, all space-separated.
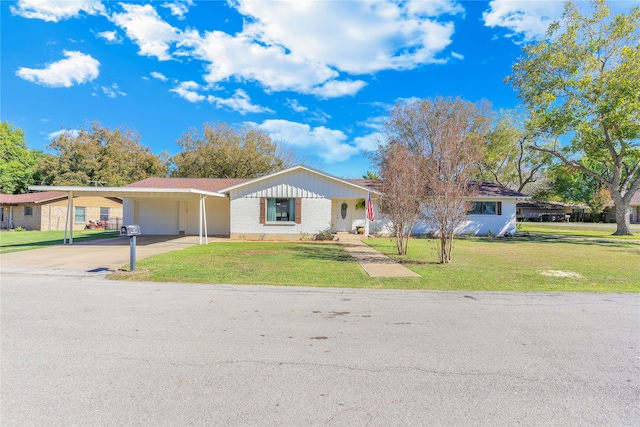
xmin=127 ymin=177 xmax=249 ymax=192
xmin=28 ymin=185 xmax=226 ymax=198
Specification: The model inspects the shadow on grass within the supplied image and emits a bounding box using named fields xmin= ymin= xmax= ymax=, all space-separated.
xmin=291 ymin=243 xmax=355 ymax=262
xmin=1 ymin=232 xmax=120 ymax=250
xmin=472 ymin=234 xmax=639 ymax=249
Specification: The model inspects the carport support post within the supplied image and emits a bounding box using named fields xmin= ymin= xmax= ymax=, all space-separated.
xmin=203 ymin=195 xmax=208 ymax=244
xmin=69 ymin=191 xmax=74 ymax=244
xmin=199 ymin=194 xmax=208 ymax=245
xmin=64 ymin=191 xmax=74 ymax=244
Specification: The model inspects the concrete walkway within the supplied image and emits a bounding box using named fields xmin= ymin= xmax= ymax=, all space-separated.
xmin=336 ymin=233 xmax=420 ymax=278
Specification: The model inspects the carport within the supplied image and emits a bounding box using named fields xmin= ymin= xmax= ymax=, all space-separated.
xmin=29 ymin=186 xmax=226 ymax=245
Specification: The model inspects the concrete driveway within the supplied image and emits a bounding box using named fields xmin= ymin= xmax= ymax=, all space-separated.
xmin=0 ymin=235 xmax=201 ymax=273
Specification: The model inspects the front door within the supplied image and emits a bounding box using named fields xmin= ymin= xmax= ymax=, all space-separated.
xmin=335 ymin=200 xmax=351 ymax=232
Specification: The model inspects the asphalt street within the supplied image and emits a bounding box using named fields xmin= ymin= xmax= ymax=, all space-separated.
xmin=1 ymin=270 xmax=639 ymax=426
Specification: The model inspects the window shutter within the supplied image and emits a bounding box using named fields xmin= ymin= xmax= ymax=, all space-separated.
xmin=295 ymin=198 xmax=302 ymax=224
xmin=497 ymin=201 xmax=502 ymax=216
xmin=260 ymin=198 xmax=266 ymax=224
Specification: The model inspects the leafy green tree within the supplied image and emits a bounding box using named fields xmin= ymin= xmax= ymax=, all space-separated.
xmin=41 ymin=121 xmax=167 ymax=186
xmin=478 ymin=109 xmax=551 ymax=193
xmin=172 ymin=122 xmax=284 ymax=178
xmin=362 ymin=171 xmax=380 ymax=180
xmin=546 ymin=162 xmax=611 ymax=221
xmin=0 ymin=121 xmax=39 ymax=194
xmin=507 ymin=0 xmax=640 ymax=235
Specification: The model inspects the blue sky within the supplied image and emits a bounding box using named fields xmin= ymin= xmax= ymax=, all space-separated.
xmin=2 ymin=0 xmax=637 ymax=178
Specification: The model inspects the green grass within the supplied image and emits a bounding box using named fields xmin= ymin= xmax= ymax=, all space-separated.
xmin=367 ymin=237 xmax=639 ymax=292
xmin=0 ymin=229 xmax=119 ymax=254
xmin=111 ymin=238 xmax=640 ymax=293
xmin=518 ymin=222 xmax=640 ymax=239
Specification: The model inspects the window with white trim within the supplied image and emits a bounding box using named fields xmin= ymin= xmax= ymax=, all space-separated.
xmin=75 ymin=207 xmax=86 ymax=222
xmin=100 ymin=207 xmax=110 ymax=222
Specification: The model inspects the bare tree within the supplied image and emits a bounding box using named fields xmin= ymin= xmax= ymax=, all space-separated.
xmin=375 ymin=143 xmax=426 ymax=255
xmin=274 ymin=142 xmax=320 ymax=170
xmin=385 ymin=97 xmax=490 ymax=263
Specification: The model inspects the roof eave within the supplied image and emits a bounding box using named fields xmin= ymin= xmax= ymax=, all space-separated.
xmin=217 ymin=164 xmax=383 ymax=195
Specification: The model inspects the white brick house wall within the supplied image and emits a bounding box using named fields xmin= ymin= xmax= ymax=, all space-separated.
xmin=230 ymin=197 xmax=332 ymax=239
xmin=375 ymin=198 xmax=518 ymax=237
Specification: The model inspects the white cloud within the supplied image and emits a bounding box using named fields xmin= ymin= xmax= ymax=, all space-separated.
xmin=105 ymin=0 xmax=463 ymax=98
xmin=16 ymin=50 xmax=100 ymax=88
xmin=207 ymin=89 xmax=273 ymax=115
xmin=161 ymin=0 xmax=194 ymax=19
xmin=102 ymin=83 xmax=126 ymax=98
xmin=451 ymin=51 xmax=464 ymax=60
xmin=235 ymin=0 xmax=460 ymax=74
xmin=170 ymin=81 xmax=205 ymax=103
xmin=286 ymin=99 xmax=308 ymax=113
xmin=358 ymin=115 xmax=387 ymax=132
xmin=174 ymin=0 xmax=462 ymax=97
xmin=310 ymin=79 xmax=368 ymax=99
xmin=482 ymin=0 xmax=564 ymax=42
xmin=48 ymin=129 xmax=80 ymax=140
xmin=181 ymin=29 xmax=338 ymax=93
xmin=10 ymin=0 xmax=105 ymax=22
xmin=111 ymin=3 xmax=180 ymax=60
xmin=95 ymin=30 xmax=122 ymax=44
xmin=257 ymin=119 xmax=359 ymax=163
xmin=354 ymin=133 xmax=384 ymax=152
xmin=150 ymin=71 xmax=168 ymax=81
xmin=406 ymin=0 xmax=464 ymax=17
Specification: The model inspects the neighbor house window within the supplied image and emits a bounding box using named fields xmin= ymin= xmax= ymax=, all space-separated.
xmin=100 ymin=207 xmax=110 ymax=222
xmin=75 ymin=207 xmax=86 ymax=222
xmin=260 ymin=198 xmax=301 ymax=224
xmin=470 ymin=201 xmax=502 ymax=215
xmin=24 ymin=206 xmax=33 ymax=216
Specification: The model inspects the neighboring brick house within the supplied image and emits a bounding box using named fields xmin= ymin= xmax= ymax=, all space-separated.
xmin=0 ymin=192 xmax=123 ymax=231
xmin=605 ymin=190 xmax=640 ymax=223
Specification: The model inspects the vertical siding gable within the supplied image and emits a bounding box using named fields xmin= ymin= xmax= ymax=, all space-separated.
xmin=230 ymin=169 xmax=370 ymax=199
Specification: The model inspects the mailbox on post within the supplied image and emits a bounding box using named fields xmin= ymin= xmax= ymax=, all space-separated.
xmin=120 ymin=225 xmax=141 ymax=236
xmin=120 ymin=225 xmax=141 ymax=271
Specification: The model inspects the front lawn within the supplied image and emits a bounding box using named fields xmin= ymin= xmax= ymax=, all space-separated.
xmin=0 ymin=230 xmax=119 ymax=254
xmin=111 ymin=237 xmax=640 ymax=293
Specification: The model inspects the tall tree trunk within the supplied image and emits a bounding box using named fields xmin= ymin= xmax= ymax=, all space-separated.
xmin=613 ymin=198 xmax=633 ymax=235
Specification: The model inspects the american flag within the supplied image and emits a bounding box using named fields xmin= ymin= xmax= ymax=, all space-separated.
xmin=366 ymin=193 xmax=375 ymax=221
